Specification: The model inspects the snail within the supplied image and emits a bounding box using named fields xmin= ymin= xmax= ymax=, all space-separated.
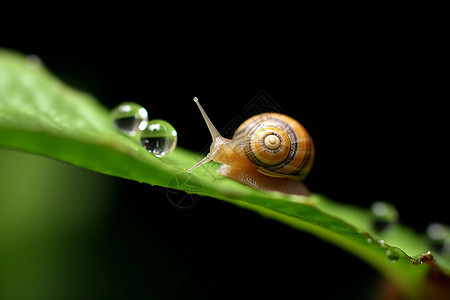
xmin=188 ymin=97 xmax=314 ymax=196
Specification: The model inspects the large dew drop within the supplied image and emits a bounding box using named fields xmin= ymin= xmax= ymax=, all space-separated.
xmin=111 ymin=102 xmax=148 ymax=136
xmin=140 ymin=119 xmax=177 ymax=157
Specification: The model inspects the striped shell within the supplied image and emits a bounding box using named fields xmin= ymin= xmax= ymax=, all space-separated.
xmin=233 ymin=113 xmax=314 ymax=180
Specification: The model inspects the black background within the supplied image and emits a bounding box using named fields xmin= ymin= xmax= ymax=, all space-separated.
xmin=2 ymin=18 xmax=448 ymax=299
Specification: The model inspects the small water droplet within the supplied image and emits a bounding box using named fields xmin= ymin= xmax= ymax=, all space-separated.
xmin=426 ymin=222 xmax=450 ymax=254
xmin=140 ymin=119 xmax=177 ymax=157
xmin=367 ymin=238 xmax=373 ymax=244
xmin=370 ymin=201 xmax=398 ymax=233
xmin=443 ymin=238 xmax=450 ymax=255
xmin=26 ymin=54 xmax=43 ymax=68
xmin=111 ymin=102 xmax=148 ymax=136
xmin=386 ymin=248 xmax=400 ymax=263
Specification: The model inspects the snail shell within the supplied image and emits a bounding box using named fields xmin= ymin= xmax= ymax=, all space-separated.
xmin=188 ymin=98 xmax=314 ymax=196
xmin=234 ymin=113 xmax=314 ymax=180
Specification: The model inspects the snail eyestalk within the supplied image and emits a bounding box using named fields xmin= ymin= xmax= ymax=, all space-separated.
xmin=188 ymin=153 xmax=212 ymax=173
xmin=188 ymin=97 xmax=226 ymax=173
xmin=192 ymin=97 xmax=222 ymax=141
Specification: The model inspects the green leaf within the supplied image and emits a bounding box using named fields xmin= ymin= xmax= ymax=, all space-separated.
xmin=0 ymin=48 xmax=449 ymax=299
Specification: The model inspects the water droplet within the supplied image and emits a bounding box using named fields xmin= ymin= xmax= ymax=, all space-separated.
xmin=386 ymin=248 xmax=400 ymax=263
xmin=26 ymin=54 xmax=43 ymax=68
xmin=367 ymin=238 xmax=373 ymax=244
xmin=427 ymin=223 xmax=447 ymax=240
xmin=426 ymin=222 xmax=450 ymax=253
xmin=443 ymin=238 xmax=450 ymax=255
xmin=370 ymin=201 xmax=398 ymax=233
xmin=111 ymin=102 xmax=148 ymax=136
xmin=140 ymin=119 xmax=177 ymax=157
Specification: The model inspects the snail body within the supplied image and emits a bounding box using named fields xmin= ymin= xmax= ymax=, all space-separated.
xmin=188 ymin=98 xmax=314 ymax=196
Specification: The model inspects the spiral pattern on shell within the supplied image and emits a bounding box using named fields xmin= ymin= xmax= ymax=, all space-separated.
xmin=232 ymin=113 xmax=314 ymax=180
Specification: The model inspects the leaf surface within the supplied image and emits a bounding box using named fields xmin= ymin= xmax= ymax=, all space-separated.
xmin=1 ymin=48 xmax=448 ymax=299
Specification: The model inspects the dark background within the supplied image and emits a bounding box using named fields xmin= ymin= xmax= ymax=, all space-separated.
xmin=2 ymin=20 xmax=448 ymax=299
